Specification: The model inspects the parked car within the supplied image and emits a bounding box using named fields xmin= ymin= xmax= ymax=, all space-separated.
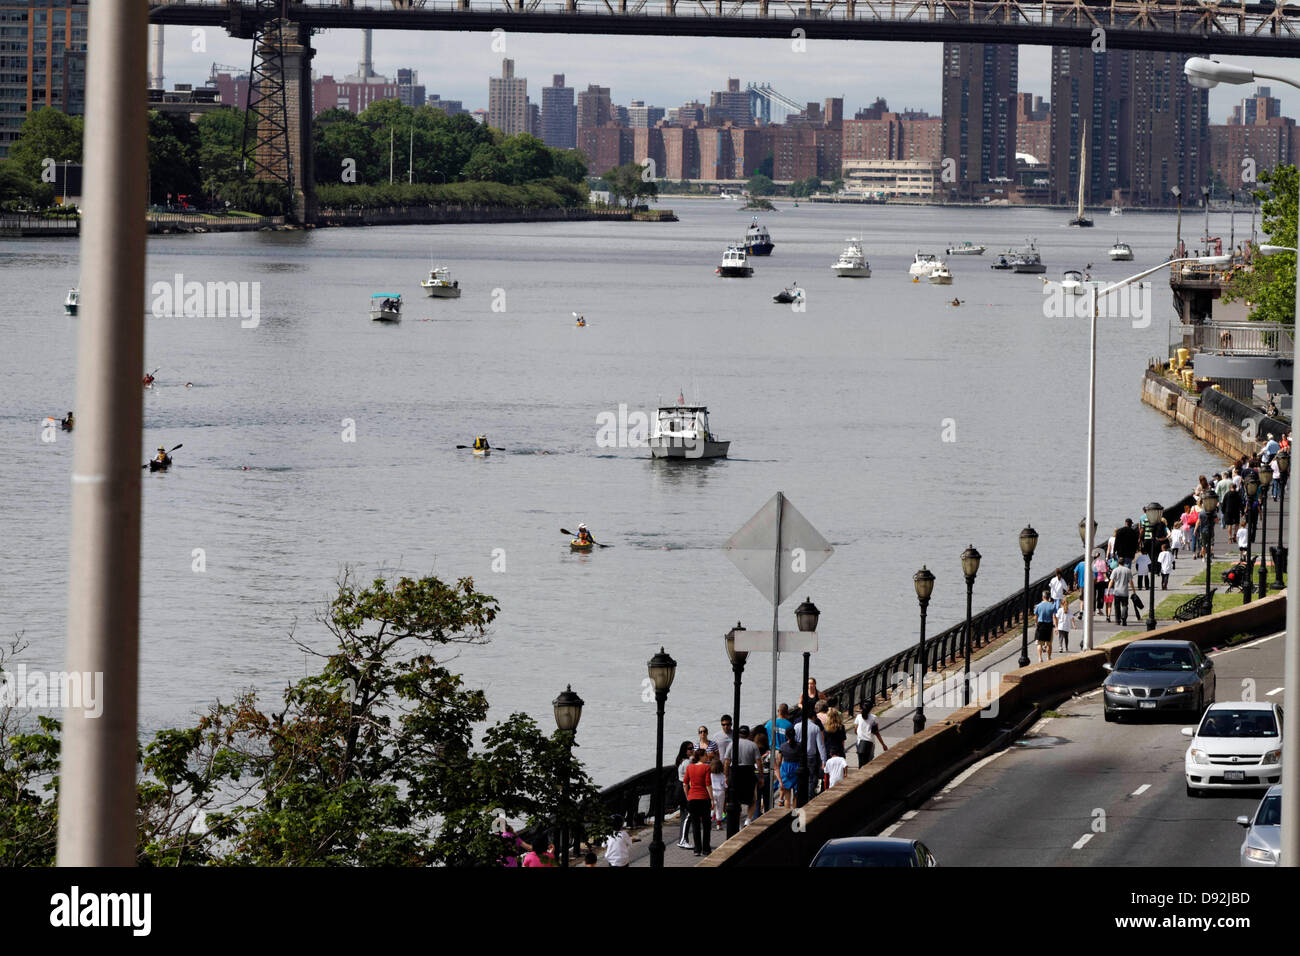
xmin=1237 ymin=785 xmax=1282 ymax=866
xmin=1102 ymin=639 xmax=1215 ymax=721
xmin=1183 ymin=702 xmax=1284 ymax=796
xmin=809 ymin=837 xmax=938 ymax=868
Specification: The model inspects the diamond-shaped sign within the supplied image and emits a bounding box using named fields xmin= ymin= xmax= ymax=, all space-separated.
xmin=724 ymin=492 xmax=833 ymax=607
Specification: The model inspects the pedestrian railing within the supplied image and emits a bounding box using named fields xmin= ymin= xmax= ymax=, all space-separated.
xmin=1200 ymin=386 xmax=1290 ymax=436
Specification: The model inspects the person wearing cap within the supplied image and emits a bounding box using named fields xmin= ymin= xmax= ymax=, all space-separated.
xmin=1262 ymin=433 xmax=1280 ymax=465
xmin=472 ymin=435 xmax=490 ymax=452
xmin=575 ymin=523 xmax=592 ymax=544
xmin=154 ymin=446 xmax=170 ymax=465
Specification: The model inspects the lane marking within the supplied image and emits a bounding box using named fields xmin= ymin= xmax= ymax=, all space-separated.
xmin=1267 ymin=687 xmax=1284 ymax=696
xmin=1082 ymin=689 xmax=1104 ymax=699
xmin=943 ymin=749 xmax=1009 ymax=793
xmin=1213 ymin=632 xmax=1281 ymax=657
xmin=1072 ymin=833 xmax=1094 ymax=850
xmin=1131 ymin=784 xmax=1150 ymax=797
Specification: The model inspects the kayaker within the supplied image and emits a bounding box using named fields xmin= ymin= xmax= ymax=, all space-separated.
xmin=576 ymin=523 xmax=592 ymax=544
xmin=154 ymin=446 xmax=170 ymax=466
xmin=472 ymin=435 xmax=490 ymax=452
xmin=142 ymin=373 xmax=155 ymax=387
xmin=61 ymin=411 xmax=74 ymax=431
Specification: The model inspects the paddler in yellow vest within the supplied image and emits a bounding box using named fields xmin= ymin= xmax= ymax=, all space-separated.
xmin=576 ymin=523 xmax=593 ymax=545
xmin=154 ymin=446 xmax=170 ymax=465
xmin=472 ymin=435 xmax=490 ymax=452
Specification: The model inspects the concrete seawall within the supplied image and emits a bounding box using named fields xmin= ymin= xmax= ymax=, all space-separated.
xmin=1141 ymin=367 xmax=1257 ymax=461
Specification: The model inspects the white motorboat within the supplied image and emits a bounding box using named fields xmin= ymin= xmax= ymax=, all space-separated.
xmin=369 ymin=292 xmax=402 ymax=322
xmin=945 ymin=242 xmax=985 ymax=256
xmin=832 ymin=239 xmax=871 ymax=277
xmin=928 ymin=262 xmax=954 ymax=285
xmin=420 ymin=265 xmax=461 ymax=298
xmin=1061 ymin=269 xmax=1085 ymax=295
xmin=1110 ymin=205 xmax=1123 ymax=217
xmin=64 ymin=288 xmax=78 ymax=315
xmin=744 ymin=218 xmax=774 ymax=256
xmin=717 ymin=243 xmax=753 ymax=277
xmin=649 ymin=404 xmax=729 ymax=460
xmin=1109 ymin=240 xmax=1134 ymax=261
xmin=1011 ymin=242 xmax=1046 ymax=274
xmin=909 ymin=251 xmax=941 ymax=277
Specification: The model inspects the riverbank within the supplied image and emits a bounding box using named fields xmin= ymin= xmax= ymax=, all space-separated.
xmin=1141 ymin=365 xmax=1289 ymax=460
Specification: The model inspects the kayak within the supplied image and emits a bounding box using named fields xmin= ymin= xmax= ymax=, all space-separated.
xmin=473 ymin=447 xmax=490 ymax=457
xmin=570 ymin=539 xmax=593 ymax=552
xmin=149 ymin=457 xmax=172 ymax=472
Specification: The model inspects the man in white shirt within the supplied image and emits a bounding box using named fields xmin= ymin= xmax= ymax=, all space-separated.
xmin=824 ymin=752 xmax=848 ymax=789
xmin=603 ymin=822 xmax=632 ymax=867
xmin=853 ymin=703 xmax=888 ymax=767
xmin=1054 ymin=600 xmax=1072 ymax=653
xmin=1048 ymin=569 xmax=1068 ymax=610
xmin=1158 ymin=544 xmax=1175 ymax=590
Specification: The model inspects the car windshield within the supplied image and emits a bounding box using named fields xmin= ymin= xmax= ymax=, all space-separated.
xmin=814 ymin=848 xmax=914 ymax=867
xmin=1255 ymin=795 xmax=1281 ymax=827
xmin=1115 ymin=647 xmax=1195 ymax=671
xmin=1197 ymin=711 xmax=1278 ymax=738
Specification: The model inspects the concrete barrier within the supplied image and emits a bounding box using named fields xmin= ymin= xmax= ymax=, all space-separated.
xmin=702 ymin=591 xmax=1285 ymax=867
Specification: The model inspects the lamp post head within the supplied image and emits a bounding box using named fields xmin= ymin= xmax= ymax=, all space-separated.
xmin=1259 ymin=245 xmax=1298 ymax=256
xmin=552 ymin=684 xmax=585 ymax=732
xmin=1259 ymin=466 xmax=1273 ymax=489
xmin=794 ymin=598 xmax=820 ymax=633
xmin=724 ymin=622 xmax=748 ymax=667
xmin=1184 ymin=57 xmax=1255 ymax=89
xmin=1144 ymin=502 xmax=1164 ymax=525
xmin=647 ymin=647 xmax=677 ymax=693
xmin=1078 ymin=517 xmax=1097 ymax=545
xmin=913 ymin=566 xmax=935 ymax=603
xmin=1019 ymin=524 xmax=1039 ymax=559
xmin=1196 ymin=254 xmax=1232 ymax=266
xmin=960 ymin=544 xmax=982 ymax=580
xmin=1202 ymin=488 xmax=1220 ymax=515
xmin=1247 ymin=473 xmax=1260 ymax=497
xmin=1278 ymin=450 xmax=1290 ymax=476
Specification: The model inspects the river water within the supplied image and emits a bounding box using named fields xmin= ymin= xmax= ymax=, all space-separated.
xmin=0 ymin=200 xmax=1230 ymax=785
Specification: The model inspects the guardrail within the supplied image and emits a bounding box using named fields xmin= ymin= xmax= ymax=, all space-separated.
xmin=1201 ymin=386 xmax=1289 ymax=435
xmin=1171 ymin=321 xmax=1294 ymax=358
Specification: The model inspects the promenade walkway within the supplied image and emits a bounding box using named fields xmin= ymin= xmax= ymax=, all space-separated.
xmin=612 ymin=510 xmax=1287 ymax=867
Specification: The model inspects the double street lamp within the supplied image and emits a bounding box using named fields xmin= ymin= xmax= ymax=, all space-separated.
xmin=794 ymin=599 xmax=820 ymax=808
xmin=1278 ymin=450 xmax=1290 ymax=588
xmin=912 ymin=567 xmax=935 ymax=732
xmin=1018 ymin=526 xmax=1038 ymax=668
xmin=1185 ymin=55 xmax=1300 ymax=868
xmin=961 ymin=546 xmax=981 ymax=707
xmin=646 ymin=647 xmax=677 ymax=868
xmin=552 ymin=685 xmax=584 ymax=868
xmin=1202 ymin=489 xmax=1219 ymax=610
xmin=723 ymin=622 xmax=747 ymax=838
xmin=1144 ymin=502 xmax=1164 ymax=631
xmin=1245 ymin=472 xmax=1260 ymax=603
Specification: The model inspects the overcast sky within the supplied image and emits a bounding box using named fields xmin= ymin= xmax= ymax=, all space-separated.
xmin=161 ymin=25 xmax=1300 ymax=123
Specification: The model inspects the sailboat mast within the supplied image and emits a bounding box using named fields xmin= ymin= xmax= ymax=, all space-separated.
xmin=1077 ymin=119 xmax=1088 ymax=220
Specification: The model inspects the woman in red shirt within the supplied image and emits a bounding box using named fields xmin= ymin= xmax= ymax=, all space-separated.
xmin=683 ymin=749 xmax=715 ymax=856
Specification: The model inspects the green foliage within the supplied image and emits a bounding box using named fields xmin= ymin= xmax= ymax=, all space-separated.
xmin=316 ymin=178 xmax=587 ymax=211
xmin=789 ymin=176 xmax=822 ymax=198
xmin=601 ymin=162 xmax=657 ymax=207
xmin=148 ymin=110 xmax=202 ymax=205
xmin=755 ymin=153 xmax=774 ymax=179
xmin=6 ymin=107 xmax=82 ymax=184
xmin=1223 ymin=164 xmax=1298 ymax=327
xmin=747 ymin=173 xmax=776 ymax=196
xmin=743 ymin=196 xmax=776 ymax=211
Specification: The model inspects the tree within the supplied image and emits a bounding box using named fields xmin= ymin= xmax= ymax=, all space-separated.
xmin=747 ymin=173 xmax=776 ymax=196
xmin=549 ymin=148 xmax=588 ymax=184
xmin=147 ymin=110 xmax=201 ymax=205
xmin=461 ymin=142 xmax=508 ymax=182
xmin=602 ymin=161 xmax=656 ymax=207
xmin=755 ymin=153 xmax=774 ymax=179
xmin=500 ymin=133 xmax=552 ymax=185
xmin=1222 ymin=164 xmax=1298 ymax=327
xmin=6 ymin=107 xmax=82 ymax=185
xmin=789 ymin=176 xmax=822 ymax=198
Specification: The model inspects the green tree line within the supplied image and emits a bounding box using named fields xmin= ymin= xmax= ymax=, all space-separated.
xmin=1223 ymin=163 xmax=1298 ymax=327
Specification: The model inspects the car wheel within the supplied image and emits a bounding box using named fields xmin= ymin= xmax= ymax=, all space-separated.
xmin=1186 ymin=783 xmax=1201 ymax=798
xmin=1104 ymin=709 xmax=1115 ymax=723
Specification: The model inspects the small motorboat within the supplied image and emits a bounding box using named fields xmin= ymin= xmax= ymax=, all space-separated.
xmin=773 ymin=285 xmax=804 ymax=303
xmin=945 ymin=242 xmax=985 ymax=256
xmin=991 ymin=252 xmax=1014 ymax=270
xmin=1109 ymin=240 xmax=1134 ymax=262
xmin=1011 ymin=242 xmax=1046 ymax=274
xmin=909 ymin=252 xmax=941 ymax=277
xmin=649 ymin=404 xmax=729 ymax=460
xmin=64 ymin=288 xmax=79 ymax=315
xmin=370 ymin=293 xmax=402 ymax=322
xmin=928 ymin=262 xmax=954 ymax=285
xmin=832 ymin=239 xmax=871 ymax=278
xmin=744 ymin=218 xmax=774 ymax=256
xmin=717 ymin=244 xmax=753 ymax=277
xmin=1110 ymin=206 xmax=1123 ymax=217
xmin=420 ymin=265 xmax=461 ymax=298
xmin=1061 ymin=269 xmax=1085 ymax=295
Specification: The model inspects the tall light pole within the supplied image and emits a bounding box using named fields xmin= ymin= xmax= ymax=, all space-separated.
xmin=723 ymin=622 xmax=747 ymax=838
xmin=647 ymin=648 xmax=676 ymax=868
xmin=1172 ymin=185 xmax=1183 ymax=255
xmin=961 ymin=546 xmax=981 ymax=707
xmin=1080 ymin=254 xmax=1230 ymax=650
xmin=1202 ymin=489 xmax=1219 ymax=610
xmin=1019 ymin=526 xmax=1038 ymax=667
xmin=1277 ymin=450 xmax=1290 ymax=588
xmin=794 ymin=598 xmax=819 ymax=808
xmin=1144 ymin=502 xmax=1163 ymax=631
xmin=1080 ymin=517 xmax=1097 ymax=635
xmin=912 ymin=567 xmax=934 ymax=732
xmin=552 ymin=685 xmax=584 ymax=868
xmin=1185 ymin=53 xmax=1300 ymax=869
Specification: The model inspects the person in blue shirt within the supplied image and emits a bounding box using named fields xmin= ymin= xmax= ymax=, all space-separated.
xmin=1034 ymin=590 xmax=1056 ymax=662
xmin=764 ymin=703 xmax=794 ymax=750
xmin=1074 ymin=558 xmax=1089 ymax=592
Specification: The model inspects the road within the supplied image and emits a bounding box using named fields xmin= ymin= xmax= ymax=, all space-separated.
xmin=881 ymin=631 xmax=1287 ymax=867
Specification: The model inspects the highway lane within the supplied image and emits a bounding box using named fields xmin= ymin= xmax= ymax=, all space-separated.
xmin=882 ymin=632 xmax=1287 ymax=867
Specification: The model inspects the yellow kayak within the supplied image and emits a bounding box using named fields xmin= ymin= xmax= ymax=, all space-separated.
xmin=472 ymin=447 xmax=490 ymax=457
xmin=570 ymin=539 xmax=593 ymax=552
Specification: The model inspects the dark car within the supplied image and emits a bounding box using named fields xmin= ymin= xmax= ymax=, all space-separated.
xmin=809 ymin=837 xmax=938 ymax=868
xmin=1103 ymin=639 xmax=1215 ymax=721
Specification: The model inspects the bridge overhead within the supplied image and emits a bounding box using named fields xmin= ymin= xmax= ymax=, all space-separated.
xmin=150 ymin=1 xmax=1300 ymax=56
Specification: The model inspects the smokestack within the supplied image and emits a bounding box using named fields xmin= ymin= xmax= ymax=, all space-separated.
xmin=149 ymin=24 xmax=164 ymax=89
xmin=360 ymin=28 xmax=373 ymax=79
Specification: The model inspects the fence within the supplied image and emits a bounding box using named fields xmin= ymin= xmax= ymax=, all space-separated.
xmin=1201 ymin=386 xmax=1289 ymax=437
xmin=1170 ymin=321 xmax=1293 ymax=359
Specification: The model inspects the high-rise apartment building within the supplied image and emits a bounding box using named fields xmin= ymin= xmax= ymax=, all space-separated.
xmin=488 ymin=58 xmax=527 ymax=135
xmin=0 ymin=0 xmax=88 ymax=158
xmin=1015 ymin=92 xmax=1051 ymax=163
xmin=1230 ymin=87 xmax=1282 ymax=127
xmin=396 ymin=68 xmax=425 ymax=108
xmin=940 ymin=43 xmax=1018 ymax=198
xmin=577 ymin=84 xmax=611 ymax=130
xmin=627 ymin=100 xmax=665 ymax=129
xmin=541 ymin=74 xmax=576 ymax=149
xmin=708 ymin=78 xmax=751 ymax=127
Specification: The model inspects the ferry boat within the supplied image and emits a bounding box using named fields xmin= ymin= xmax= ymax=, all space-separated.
xmin=64 ymin=288 xmax=78 ymax=315
xmin=928 ymin=262 xmax=954 ymax=285
xmin=832 ymin=239 xmax=871 ymax=277
xmin=717 ymin=244 xmax=753 ymax=277
xmin=420 ymin=265 xmax=461 ymax=298
xmin=1061 ymin=269 xmax=1085 ymax=295
xmin=909 ymin=251 xmax=941 ymax=277
xmin=649 ymin=404 xmax=730 ymax=460
xmin=744 ymin=218 xmax=774 ymax=256
xmin=1108 ymin=240 xmax=1134 ymax=262
xmin=945 ymin=242 xmax=985 ymax=256
xmin=369 ymin=293 xmax=402 ymax=322
xmin=1011 ymin=242 xmax=1046 ymax=274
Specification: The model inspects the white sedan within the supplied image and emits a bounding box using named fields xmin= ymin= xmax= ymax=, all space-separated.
xmin=1183 ymin=702 xmax=1284 ymax=796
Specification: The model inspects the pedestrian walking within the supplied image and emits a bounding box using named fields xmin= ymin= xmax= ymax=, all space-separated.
xmin=730 ymin=726 xmax=759 ymax=827
xmin=683 ymin=749 xmax=714 ymax=856
xmin=1158 ymin=543 xmax=1174 ymax=590
xmin=824 ymin=750 xmax=848 ymax=789
xmin=854 ymin=702 xmax=888 ymax=767
xmin=674 ymin=741 xmax=695 ymax=849
xmin=1055 ymin=598 xmax=1072 ymax=653
xmin=794 ymin=718 xmax=827 ymax=800
xmin=709 ymin=753 xmax=726 ymax=830
xmin=1110 ymin=559 xmax=1134 ymax=626
xmin=776 ymin=728 xmax=801 ymax=809
xmin=764 ymin=703 xmax=793 ymax=750
xmin=1093 ymin=552 xmax=1109 ymax=613
xmin=1049 ymin=568 xmax=1068 ymax=609
xmin=1034 ymin=590 xmax=1055 ymax=662
xmin=751 ymin=727 xmax=771 ymax=818
xmin=822 ymin=706 xmax=847 ymax=766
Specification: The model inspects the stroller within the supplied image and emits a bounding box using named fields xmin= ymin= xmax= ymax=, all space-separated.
xmin=1222 ymin=555 xmax=1257 ymax=592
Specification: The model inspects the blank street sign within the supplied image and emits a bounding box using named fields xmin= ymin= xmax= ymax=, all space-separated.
xmin=732 ymin=630 xmax=818 ymax=654
xmin=723 ymin=492 xmax=833 ymax=607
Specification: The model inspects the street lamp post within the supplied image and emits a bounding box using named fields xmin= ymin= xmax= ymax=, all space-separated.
xmin=1018 ymin=526 xmax=1038 ymax=667
xmin=1258 ymin=468 xmax=1272 ymax=599
xmin=1172 ymin=186 xmax=1183 ymax=254
xmin=723 ymin=622 xmax=747 ymax=838
xmin=1080 ymin=517 xmax=1097 ymax=635
xmin=1244 ymin=473 xmax=1259 ymax=604
xmin=552 ymin=685 xmax=584 ymax=868
xmin=912 ymin=567 xmax=935 ymax=732
xmin=647 ymin=648 xmax=676 ymax=868
xmin=961 ymin=546 xmax=981 ymax=707
xmin=1202 ymin=489 xmax=1219 ymax=610
xmin=794 ymin=599 xmax=819 ymax=808
xmin=1277 ymin=450 xmax=1290 ymax=588
xmin=1144 ymin=502 xmax=1163 ymax=631
xmin=1185 ymin=52 xmax=1300 ymax=870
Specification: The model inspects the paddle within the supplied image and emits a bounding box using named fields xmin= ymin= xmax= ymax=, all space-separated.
xmin=561 ymin=528 xmax=611 ymax=548
xmin=142 ymin=443 xmax=183 ymax=468
xmin=456 ymin=444 xmax=503 ymax=450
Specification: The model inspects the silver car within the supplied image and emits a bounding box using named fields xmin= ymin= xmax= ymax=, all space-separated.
xmin=1237 ymin=785 xmax=1282 ymax=866
xmin=1102 ymin=639 xmax=1216 ymax=721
